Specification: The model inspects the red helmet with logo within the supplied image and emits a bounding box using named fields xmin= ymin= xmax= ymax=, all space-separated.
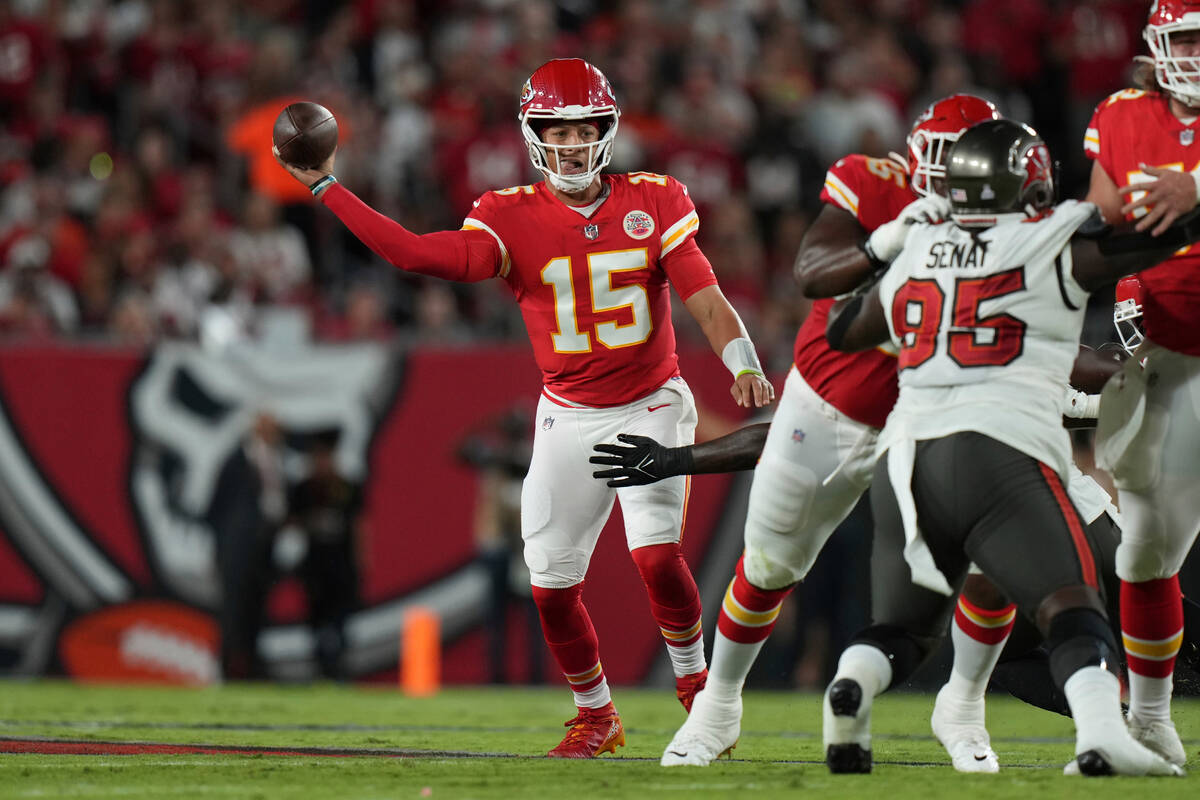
xmin=902 ymin=94 xmax=1001 ymax=197
xmin=1113 ymin=275 xmax=1146 ymax=354
xmin=1146 ymin=0 xmax=1200 ymax=106
xmin=518 ymin=59 xmax=620 ymax=193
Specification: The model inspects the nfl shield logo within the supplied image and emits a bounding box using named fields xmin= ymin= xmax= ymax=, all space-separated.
xmin=1182 ymin=129 xmax=1195 ymax=146
xmin=792 ymin=428 xmax=805 ymax=443
xmin=542 ymin=416 xmax=555 ymax=431
xmin=584 ymin=223 xmax=599 ymax=240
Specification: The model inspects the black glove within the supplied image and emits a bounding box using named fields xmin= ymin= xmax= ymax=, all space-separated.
xmin=589 ymin=434 xmax=693 ymax=487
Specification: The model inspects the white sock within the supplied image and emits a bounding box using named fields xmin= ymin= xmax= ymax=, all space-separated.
xmin=667 ymin=639 xmax=706 ymax=677
xmin=1064 ymin=667 xmax=1124 ymax=752
xmin=1128 ymin=672 xmax=1173 ymax=723
xmin=708 ymin=629 xmax=767 ymax=686
xmin=948 ymin=613 xmax=1011 ymax=700
xmin=574 ymin=679 xmax=611 ymax=710
xmin=833 ymin=644 xmax=894 ymax=698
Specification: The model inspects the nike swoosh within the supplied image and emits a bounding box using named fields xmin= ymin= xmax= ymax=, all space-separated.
xmin=648 ymin=403 xmax=670 ymax=412
xmin=668 ymin=750 xmax=687 ymax=757
xmin=974 ymin=755 xmax=988 ymax=761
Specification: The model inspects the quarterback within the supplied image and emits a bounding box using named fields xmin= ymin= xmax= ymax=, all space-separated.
xmin=275 ymin=58 xmax=774 ymax=758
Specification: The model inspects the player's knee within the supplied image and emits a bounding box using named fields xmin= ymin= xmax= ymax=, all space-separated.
xmin=745 ymin=457 xmax=817 ymax=536
xmin=524 ymin=543 xmax=587 ymax=588
xmin=1116 ymin=539 xmax=1179 ymax=583
xmin=742 ymin=544 xmax=804 ymax=590
xmin=531 ymin=582 xmax=584 ymax=626
xmin=850 ymin=623 xmax=936 ymax=687
xmin=629 ymin=541 xmax=685 ymax=581
xmin=1044 ymin=607 xmax=1119 ymax=690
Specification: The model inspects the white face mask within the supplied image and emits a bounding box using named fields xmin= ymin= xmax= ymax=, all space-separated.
xmin=520 ymin=112 xmax=620 ymax=193
xmin=1148 ymin=22 xmax=1200 ymax=106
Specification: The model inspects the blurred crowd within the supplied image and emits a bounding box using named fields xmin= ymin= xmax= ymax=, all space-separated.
xmin=0 ymin=0 xmax=1148 ymax=362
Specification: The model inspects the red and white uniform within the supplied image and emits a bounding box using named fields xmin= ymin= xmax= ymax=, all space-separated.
xmin=1085 ymin=89 xmax=1200 ymax=356
xmin=1087 ymin=89 xmax=1200 ymax=584
xmin=462 ymin=173 xmax=715 ymax=407
xmin=323 ymin=172 xmax=717 ymax=588
xmin=741 ymin=155 xmax=912 ymax=589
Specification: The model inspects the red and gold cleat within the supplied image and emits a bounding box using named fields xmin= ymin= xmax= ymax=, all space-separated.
xmin=547 ymin=703 xmax=625 ymax=758
xmin=675 ymin=668 xmax=708 ymax=713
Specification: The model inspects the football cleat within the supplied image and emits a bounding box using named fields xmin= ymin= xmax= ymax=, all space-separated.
xmin=675 ymin=668 xmax=708 ymax=713
xmin=931 ymin=684 xmax=999 ymax=773
xmin=1129 ymin=717 xmax=1187 ymax=767
xmin=824 ymin=678 xmax=873 ymax=774
xmin=660 ymin=687 xmax=740 ymax=767
xmin=547 ymin=703 xmax=625 ymax=759
xmin=1065 ymin=727 xmax=1185 ymax=776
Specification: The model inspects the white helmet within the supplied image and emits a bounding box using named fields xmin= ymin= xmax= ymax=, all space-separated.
xmin=1145 ymin=0 xmax=1200 ymax=107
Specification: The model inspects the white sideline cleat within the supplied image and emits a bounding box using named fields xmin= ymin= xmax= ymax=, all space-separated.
xmin=823 ymin=678 xmax=873 ymax=773
xmin=1129 ymin=717 xmax=1187 ymax=767
xmin=930 ymin=684 xmax=999 ymax=773
xmin=660 ymin=688 xmax=740 ymax=767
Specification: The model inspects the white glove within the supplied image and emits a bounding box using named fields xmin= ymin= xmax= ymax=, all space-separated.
xmin=1062 ymin=387 xmax=1102 ymax=419
xmin=865 ymin=195 xmax=953 ymax=262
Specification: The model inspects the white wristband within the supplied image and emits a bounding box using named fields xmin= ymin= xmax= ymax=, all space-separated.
xmin=1062 ymin=388 xmax=1102 ymax=419
xmin=721 ymin=337 xmax=764 ymax=379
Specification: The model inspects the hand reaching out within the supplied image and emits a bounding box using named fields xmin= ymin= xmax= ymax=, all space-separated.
xmin=1119 ymin=164 xmax=1199 ymax=236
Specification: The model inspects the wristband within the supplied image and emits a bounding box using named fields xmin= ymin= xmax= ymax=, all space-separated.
xmin=1192 ymin=170 xmax=1200 ymax=204
xmin=309 ymin=175 xmax=338 ymax=197
xmin=721 ymin=337 xmax=764 ymax=379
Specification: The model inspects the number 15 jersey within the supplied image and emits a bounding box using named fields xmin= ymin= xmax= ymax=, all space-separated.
xmin=876 ymin=200 xmax=1096 ymax=478
xmin=463 ymin=173 xmax=719 ymax=408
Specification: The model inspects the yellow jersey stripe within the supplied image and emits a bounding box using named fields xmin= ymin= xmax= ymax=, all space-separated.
xmin=461 ymin=218 xmax=511 ymax=278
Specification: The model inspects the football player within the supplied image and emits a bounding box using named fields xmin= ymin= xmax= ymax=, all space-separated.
xmin=824 ymin=118 xmax=1199 ymax=776
xmin=651 ymin=95 xmax=1048 ymax=772
xmin=274 ymin=58 xmax=774 ymax=758
xmin=1081 ymin=0 xmax=1200 ymax=768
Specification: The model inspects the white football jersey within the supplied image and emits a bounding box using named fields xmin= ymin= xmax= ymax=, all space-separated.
xmin=876 ymin=199 xmax=1098 ymax=480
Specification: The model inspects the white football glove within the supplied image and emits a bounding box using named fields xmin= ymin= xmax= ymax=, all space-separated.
xmin=865 ymin=194 xmax=954 ymax=263
xmin=1062 ymin=387 xmax=1102 ymax=419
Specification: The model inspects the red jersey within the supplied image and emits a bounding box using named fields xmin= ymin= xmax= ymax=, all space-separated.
xmin=1085 ymin=89 xmax=1200 ymax=355
xmin=792 ymin=155 xmax=914 ymax=428
xmin=463 ymin=173 xmax=718 ymax=407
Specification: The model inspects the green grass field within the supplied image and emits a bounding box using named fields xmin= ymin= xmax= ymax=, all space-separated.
xmin=0 ymin=681 xmax=1196 ymax=799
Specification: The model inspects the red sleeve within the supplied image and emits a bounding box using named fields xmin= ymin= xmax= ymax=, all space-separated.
xmin=662 ymin=237 xmax=718 ymax=301
xmin=321 ymin=183 xmax=500 ymax=282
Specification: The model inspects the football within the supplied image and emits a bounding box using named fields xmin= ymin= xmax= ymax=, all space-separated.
xmin=273 ymin=101 xmax=338 ymax=169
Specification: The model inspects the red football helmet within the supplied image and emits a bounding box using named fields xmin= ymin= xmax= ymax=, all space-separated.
xmin=903 ymin=94 xmax=1001 ymax=197
xmin=518 ymin=59 xmax=620 ymax=193
xmin=1113 ymin=275 xmax=1146 ymax=354
xmin=1146 ymin=0 xmax=1200 ymax=107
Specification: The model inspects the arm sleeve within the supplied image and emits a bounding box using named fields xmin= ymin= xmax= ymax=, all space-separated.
xmin=662 ymin=237 xmax=718 ymax=301
xmin=321 ymin=183 xmax=501 ymax=282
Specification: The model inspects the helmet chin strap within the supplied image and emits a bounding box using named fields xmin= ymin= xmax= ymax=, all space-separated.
xmin=544 ymin=169 xmax=595 ymax=193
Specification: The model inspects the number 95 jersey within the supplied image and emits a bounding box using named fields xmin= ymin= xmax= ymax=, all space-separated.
xmin=463 ymin=173 xmax=718 ymax=408
xmin=876 ymin=199 xmax=1097 ymax=478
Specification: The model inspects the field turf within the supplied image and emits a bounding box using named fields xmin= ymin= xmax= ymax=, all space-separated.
xmin=0 ymin=681 xmax=1196 ymax=799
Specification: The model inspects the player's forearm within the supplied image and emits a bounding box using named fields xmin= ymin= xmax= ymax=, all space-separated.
xmin=826 ymin=288 xmax=889 ymax=351
xmin=688 ymin=423 xmax=770 ymax=473
xmin=1071 ymin=206 xmax=1200 ymax=291
xmin=794 ymin=206 xmax=875 ymax=298
xmin=322 ymin=184 xmax=495 ymax=281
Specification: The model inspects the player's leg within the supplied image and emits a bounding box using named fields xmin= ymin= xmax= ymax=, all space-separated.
xmin=1102 ymin=348 xmax=1200 ymax=766
xmin=989 ymin=511 xmax=1121 ymax=717
xmin=522 ymin=398 xmax=623 ymax=757
xmin=617 ymin=380 xmax=708 ymax=707
xmin=959 ymin=437 xmax=1178 ymax=776
xmin=824 ymin=448 xmax=964 ymax=774
xmin=662 ymin=369 xmax=875 ymax=766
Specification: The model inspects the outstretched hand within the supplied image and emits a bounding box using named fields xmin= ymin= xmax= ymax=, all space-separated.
xmin=1119 ymin=165 xmax=1198 ymax=236
xmin=590 ymin=433 xmax=681 ymax=487
xmin=272 ymin=146 xmax=338 ymax=196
